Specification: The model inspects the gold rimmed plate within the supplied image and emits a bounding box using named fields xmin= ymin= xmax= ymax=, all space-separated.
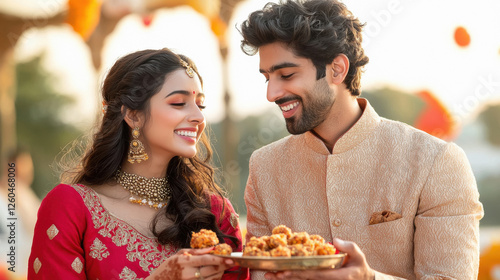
xmin=219 ymin=252 xmax=346 ymax=271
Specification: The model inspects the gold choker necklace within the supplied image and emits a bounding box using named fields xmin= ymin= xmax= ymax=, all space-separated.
xmin=114 ymin=168 xmax=171 ymax=210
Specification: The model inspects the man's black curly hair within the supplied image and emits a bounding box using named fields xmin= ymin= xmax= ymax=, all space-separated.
xmin=240 ymin=0 xmax=369 ymax=96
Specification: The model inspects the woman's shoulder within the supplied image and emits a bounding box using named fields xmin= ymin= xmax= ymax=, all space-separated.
xmin=44 ymin=183 xmax=90 ymax=201
xmin=39 ymin=184 xmax=94 ymax=216
xmin=44 ymin=183 xmax=78 ymax=199
xmin=209 ymin=193 xmax=240 ymax=226
xmin=209 ymin=193 xmax=234 ymax=212
xmin=35 ymin=184 xmax=91 ymax=235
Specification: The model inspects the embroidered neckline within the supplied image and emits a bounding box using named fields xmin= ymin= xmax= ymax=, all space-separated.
xmin=82 ymin=184 xmax=155 ymax=239
xmin=71 ymin=184 xmax=176 ymax=273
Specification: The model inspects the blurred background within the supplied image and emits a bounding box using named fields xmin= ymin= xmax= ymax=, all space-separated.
xmin=0 ymin=0 xmax=499 ymax=279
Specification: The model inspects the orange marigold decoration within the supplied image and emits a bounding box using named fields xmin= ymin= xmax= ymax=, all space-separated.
xmin=65 ymin=0 xmax=102 ymax=40
xmin=478 ymin=241 xmax=500 ymax=280
xmin=454 ymin=26 xmax=471 ymax=47
xmin=161 ymin=0 xmax=219 ymax=18
xmin=414 ymin=90 xmax=457 ymax=140
xmin=210 ymin=16 xmax=227 ymax=41
xmin=160 ymin=1 xmax=225 ymax=42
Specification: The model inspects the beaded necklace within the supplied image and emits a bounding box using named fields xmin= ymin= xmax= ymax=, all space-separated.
xmin=114 ymin=168 xmax=171 ymax=210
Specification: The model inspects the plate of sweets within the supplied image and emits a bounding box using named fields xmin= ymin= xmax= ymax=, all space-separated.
xmin=190 ymin=225 xmax=346 ymax=271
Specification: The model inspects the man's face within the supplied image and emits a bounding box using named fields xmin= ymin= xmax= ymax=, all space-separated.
xmin=259 ymin=42 xmax=335 ymax=135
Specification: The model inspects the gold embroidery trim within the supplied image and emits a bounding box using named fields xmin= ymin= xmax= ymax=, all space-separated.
xmin=33 ymin=257 xmax=42 ymax=274
xmin=230 ymin=212 xmax=239 ymax=229
xmin=119 ymin=266 xmax=143 ymax=280
xmin=71 ymin=257 xmax=83 ymax=274
xmin=89 ymin=237 xmax=110 ymax=261
xmin=46 ymin=224 xmax=59 ymax=240
xmin=71 ymin=184 xmax=176 ymax=273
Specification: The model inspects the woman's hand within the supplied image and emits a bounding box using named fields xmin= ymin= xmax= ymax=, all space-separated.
xmin=147 ymin=247 xmax=234 ymax=280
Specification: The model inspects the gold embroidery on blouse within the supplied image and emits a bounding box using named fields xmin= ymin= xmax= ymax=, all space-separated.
xmin=89 ymin=237 xmax=110 ymax=260
xmin=33 ymin=257 xmax=42 ymax=274
xmin=72 ymin=184 xmax=175 ymax=274
xmin=46 ymin=224 xmax=59 ymax=240
xmin=71 ymin=257 xmax=83 ymax=273
xmin=119 ymin=266 xmax=143 ymax=280
xmin=230 ymin=212 xmax=239 ymax=229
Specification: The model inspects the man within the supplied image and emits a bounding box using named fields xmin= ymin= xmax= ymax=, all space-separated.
xmin=240 ymin=0 xmax=484 ymax=279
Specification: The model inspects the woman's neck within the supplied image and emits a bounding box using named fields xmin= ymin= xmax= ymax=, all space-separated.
xmin=120 ymin=155 xmax=170 ymax=178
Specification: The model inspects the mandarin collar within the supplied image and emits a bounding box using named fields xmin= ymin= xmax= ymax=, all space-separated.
xmin=304 ymin=98 xmax=381 ymax=155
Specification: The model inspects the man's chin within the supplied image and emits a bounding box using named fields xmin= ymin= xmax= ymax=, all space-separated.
xmin=285 ymin=119 xmax=309 ymax=135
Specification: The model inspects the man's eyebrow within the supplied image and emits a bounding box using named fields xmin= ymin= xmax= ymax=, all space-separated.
xmin=259 ymin=62 xmax=299 ymax=74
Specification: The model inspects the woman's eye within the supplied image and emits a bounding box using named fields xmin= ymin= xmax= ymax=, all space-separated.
xmin=281 ymin=73 xmax=294 ymax=79
xmin=171 ymin=103 xmax=185 ymax=107
xmin=198 ymin=105 xmax=206 ymax=110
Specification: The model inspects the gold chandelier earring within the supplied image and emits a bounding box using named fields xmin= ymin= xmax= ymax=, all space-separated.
xmin=128 ymin=127 xmax=149 ymax=163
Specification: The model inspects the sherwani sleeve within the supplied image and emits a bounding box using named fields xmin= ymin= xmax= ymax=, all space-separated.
xmin=244 ymin=154 xmax=270 ymax=242
xmin=28 ymin=184 xmax=88 ymax=279
xmin=372 ymin=143 xmax=482 ymax=280
xmin=244 ymin=154 xmax=271 ymax=280
xmin=412 ymin=142 xmax=483 ymax=279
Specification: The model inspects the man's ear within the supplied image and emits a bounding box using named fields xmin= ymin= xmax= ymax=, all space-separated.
xmin=122 ymin=105 xmax=145 ymax=128
xmin=327 ymin=54 xmax=350 ymax=85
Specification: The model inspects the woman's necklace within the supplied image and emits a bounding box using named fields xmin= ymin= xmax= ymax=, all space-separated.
xmin=114 ymin=168 xmax=171 ymax=210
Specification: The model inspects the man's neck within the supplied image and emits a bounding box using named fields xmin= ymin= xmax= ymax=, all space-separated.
xmin=312 ymin=93 xmax=363 ymax=153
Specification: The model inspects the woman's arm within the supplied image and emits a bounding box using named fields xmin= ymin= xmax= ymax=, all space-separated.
xmin=211 ymin=194 xmax=250 ymax=280
xmin=28 ymin=184 xmax=88 ymax=280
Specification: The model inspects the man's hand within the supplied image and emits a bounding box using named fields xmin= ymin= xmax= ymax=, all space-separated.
xmin=264 ymin=238 xmax=375 ymax=280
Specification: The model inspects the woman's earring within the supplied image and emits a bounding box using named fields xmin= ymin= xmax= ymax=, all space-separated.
xmin=128 ymin=127 xmax=148 ymax=163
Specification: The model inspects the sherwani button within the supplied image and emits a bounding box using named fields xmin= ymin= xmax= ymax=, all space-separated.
xmin=333 ymin=219 xmax=341 ymax=227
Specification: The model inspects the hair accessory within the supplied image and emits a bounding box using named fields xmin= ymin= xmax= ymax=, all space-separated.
xmin=114 ymin=168 xmax=171 ymax=209
xmin=128 ymin=127 xmax=149 ymax=163
xmin=102 ymin=101 xmax=108 ymax=114
xmin=180 ymin=59 xmax=195 ymax=78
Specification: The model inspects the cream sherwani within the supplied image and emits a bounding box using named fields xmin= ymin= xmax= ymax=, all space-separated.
xmin=245 ymin=99 xmax=483 ymax=280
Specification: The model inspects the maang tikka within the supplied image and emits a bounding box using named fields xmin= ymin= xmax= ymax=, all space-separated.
xmin=180 ymin=59 xmax=194 ymax=78
xmin=128 ymin=127 xmax=148 ymax=163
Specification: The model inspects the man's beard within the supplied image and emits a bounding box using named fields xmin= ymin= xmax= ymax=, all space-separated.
xmin=285 ymin=79 xmax=335 ymax=135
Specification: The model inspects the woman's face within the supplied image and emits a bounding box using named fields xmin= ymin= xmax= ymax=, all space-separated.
xmin=142 ymin=69 xmax=206 ymax=160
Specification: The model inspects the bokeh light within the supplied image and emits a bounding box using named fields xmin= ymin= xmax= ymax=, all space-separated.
xmin=454 ymin=26 xmax=471 ymax=47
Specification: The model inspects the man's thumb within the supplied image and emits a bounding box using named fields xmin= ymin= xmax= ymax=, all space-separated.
xmin=332 ymin=238 xmax=353 ymax=253
xmin=332 ymin=238 xmax=365 ymax=265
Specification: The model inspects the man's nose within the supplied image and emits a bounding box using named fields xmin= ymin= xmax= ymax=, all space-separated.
xmin=266 ymin=80 xmax=284 ymax=103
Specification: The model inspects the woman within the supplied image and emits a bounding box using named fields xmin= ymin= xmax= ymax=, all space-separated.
xmin=28 ymin=49 xmax=248 ymax=280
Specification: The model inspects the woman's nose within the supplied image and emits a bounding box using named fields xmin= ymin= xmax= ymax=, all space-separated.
xmin=188 ymin=105 xmax=205 ymax=124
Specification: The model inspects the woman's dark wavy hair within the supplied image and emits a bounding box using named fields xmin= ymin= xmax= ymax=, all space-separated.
xmin=240 ymin=0 xmax=369 ymax=96
xmin=63 ymin=48 xmax=239 ymax=249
